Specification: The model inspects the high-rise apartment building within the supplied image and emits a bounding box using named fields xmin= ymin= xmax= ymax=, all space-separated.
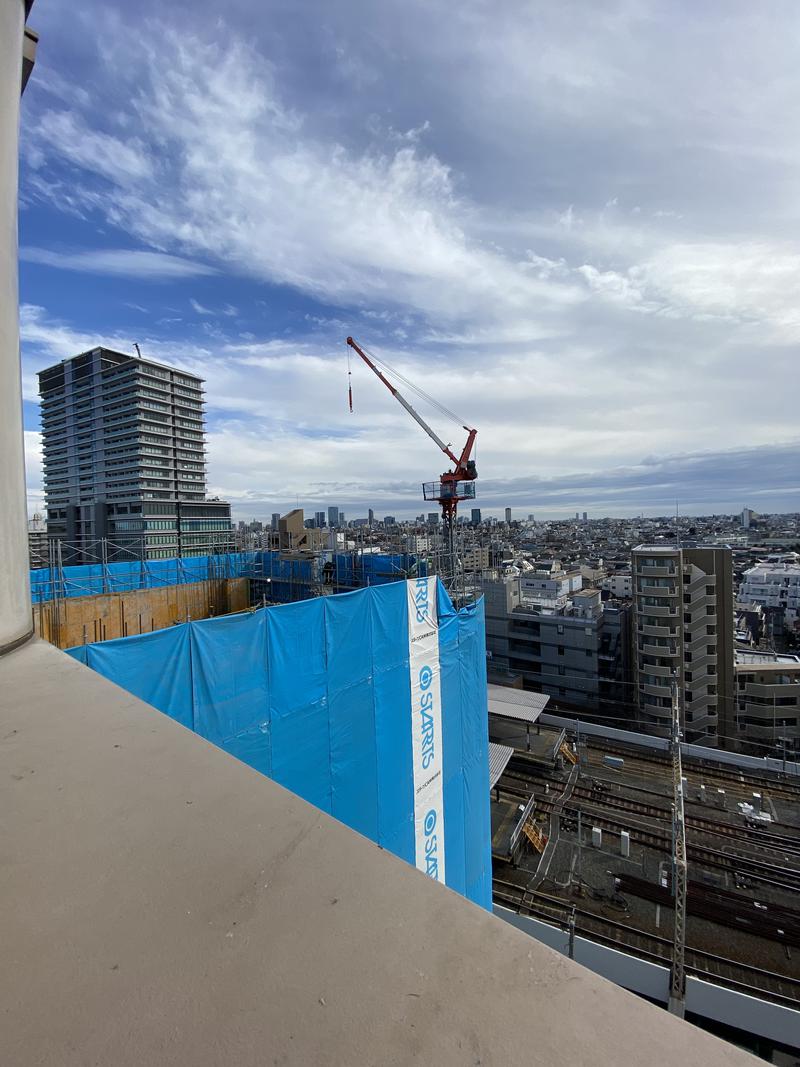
xmin=632 ymin=545 xmax=734 ymax=747
xmin=504 ymin=507 xmax=512 ymax=524
xmin=367 ymin=508 xmax=374 ymax=525
xmin=39 ymin=347 xmax=232 ymax=561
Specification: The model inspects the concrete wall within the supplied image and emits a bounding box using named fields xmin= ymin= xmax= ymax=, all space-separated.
xmin=0 ymin=0 xmax=31 ymax=652
xmin=495 ymin=906 xmax=800 ymax=1047
xmin=33 ymin=578 xmax=250 ymax=648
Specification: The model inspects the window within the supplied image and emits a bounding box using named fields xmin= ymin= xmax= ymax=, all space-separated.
xmin=585 ymin=649 xmax=592 ymax=657
xmin=557 ymin=646 xmax=565 ymax=656
xmin=558 ymin=666 xmax=566 ymax=676
xmin=557 ymin=624 xmax=564 ymax=635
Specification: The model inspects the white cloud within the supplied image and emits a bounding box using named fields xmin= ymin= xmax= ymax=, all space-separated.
xmin=17 ymin=3 xmax=800 ymax=515
xmin=21 ymin=247 xmax=217 ymax=279
xmin=30 ymin=110 xmax=153 ymax=183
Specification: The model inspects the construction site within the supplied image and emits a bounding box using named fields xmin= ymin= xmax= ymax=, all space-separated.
xmin=20 ymin=330 xmax=800 ymax=1061
xmin=487 ymin=688 xmax=800 ymax=1059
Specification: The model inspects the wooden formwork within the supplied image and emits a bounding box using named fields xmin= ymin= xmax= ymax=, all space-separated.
xmin=33 ymin=578 xmax=251 ymax=649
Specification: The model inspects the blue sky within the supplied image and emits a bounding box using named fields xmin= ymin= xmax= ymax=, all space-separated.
xmin=18 ymin=0 xmax=800 ymax=519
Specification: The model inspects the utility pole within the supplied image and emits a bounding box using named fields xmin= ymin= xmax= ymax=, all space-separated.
xmin=668 ymin=672 xmax=687 ymax=1018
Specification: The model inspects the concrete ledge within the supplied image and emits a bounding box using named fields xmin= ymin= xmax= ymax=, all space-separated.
xmin=0 ymin=640 xmax=757 ymax=1065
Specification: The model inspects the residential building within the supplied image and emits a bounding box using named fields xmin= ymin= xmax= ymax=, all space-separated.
xmin=737 ymin=561 xmax=800 ymax=634
xmin=632 ymin=545 xmax=734 ymax=747
xmin=735 ymin=649 xmax=800 ymax=759
xmin=460 ymin=544 xmax=490 ymax=572
xmin=27 ymin=512 xmax=47 ymax=568
xmin=39 ymin=348 xmax=232 ymax=561
xmin=741 ymin=507 xmax=754 ymax=529
xmin=601 ymin=572 xmax=632 ymax=599
xmin=504 ymin=507 xmax=512 ymax=524
xmin=482 ymin=574 xmax=632 ymax=718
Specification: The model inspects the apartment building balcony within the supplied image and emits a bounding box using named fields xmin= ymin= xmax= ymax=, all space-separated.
xmin=634 ymin=562 xmax=676 ymax=577
xmin=641 ymin=662 xmax=673 ymax=678
xmin=638 ymin=700 xmax=672 ymax=722
xmin=638 ymin=622 xmax=679 ymax=639
xmin=640 ymin=681 xmax=671 ymax=699
xmin=637 ymin=583 xmax=678 ymax=597
xmin=636 ymin=603 xmax=678 ymax=618
xmin=639 ymin=644 xmax=679 ymax=660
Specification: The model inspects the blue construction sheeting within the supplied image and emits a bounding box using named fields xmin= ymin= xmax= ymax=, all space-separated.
xmin=31 ymin=550 xmax=422 ymax=604
xmin=65 ymin=578 xmax=491 ymax=910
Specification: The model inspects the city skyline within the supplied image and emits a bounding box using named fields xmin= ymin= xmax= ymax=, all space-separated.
xmin=17 ymin=2 xmax=800 ymax=519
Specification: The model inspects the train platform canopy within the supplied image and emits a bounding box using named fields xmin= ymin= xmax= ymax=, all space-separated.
xmin=488 ymin=743 xmax=514 ymax=790
xmin=487 ymin=684 xmax=549 ymax=725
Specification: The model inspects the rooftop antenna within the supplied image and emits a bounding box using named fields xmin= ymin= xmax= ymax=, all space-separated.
xmin=133 ymin=343 xmax=142 ymax=359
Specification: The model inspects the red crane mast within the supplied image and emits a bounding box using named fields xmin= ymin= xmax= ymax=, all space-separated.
xmin=346 ymin=336 xmax=478 ymax=540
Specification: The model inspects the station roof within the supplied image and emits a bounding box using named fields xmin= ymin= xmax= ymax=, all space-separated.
xmin=488 ymin=743 xmax=514 ymax=789
xmin=488 ymin=684 xmax=549 ymax=725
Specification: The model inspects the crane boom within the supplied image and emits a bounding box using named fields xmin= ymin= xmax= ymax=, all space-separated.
xmin=346 ymin=336 xmax=460 ymax=466
xmin=345 ymin=335 xmax=477 ymax=583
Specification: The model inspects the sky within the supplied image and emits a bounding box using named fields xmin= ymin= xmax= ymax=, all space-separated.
xmin=18 ymin=0 xmax=800 ymax=520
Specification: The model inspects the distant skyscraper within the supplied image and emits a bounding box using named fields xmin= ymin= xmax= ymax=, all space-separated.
xmin=39 ymin=347 xmax=232 ymax=561
xmin=271 ymin=513 xmax=281 ymax=531
xmin=384 ymin=515 xmax=396 ymax=526
xmin=575 ymin=512 xmax=580 ymax=521
xmin=339 ymin=511 xmax=345 ymax=526
xmin=315 ymin=510 xmax=326 ymax=529
xmin=427 ymin=512 xmax=439 ymax=525
xmin=327 ymin=506 xmax=339 ymax=527
xmin=741 ymin=507 xmax=754 ymax=529
xmin=471 ymin=508 xmax=482 ymax=524
xmin=368 ymin=508 xmax=374 ymax=526
xmin=504 ymin=507 xmax=512 ymax=524
xmin=528 ymin=513 xmax=535 ymax=522
xmin=583 ymin=512 xmax=588 ymax=522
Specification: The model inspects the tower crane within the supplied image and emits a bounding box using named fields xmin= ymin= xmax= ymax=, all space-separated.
xmin=345 ymin=336 xmax=477 ymax=567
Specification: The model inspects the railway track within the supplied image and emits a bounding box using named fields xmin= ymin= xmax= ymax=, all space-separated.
xmin=502 ymin=760 xmax=800 ymax=858
xmin=583 ymin=737 xmax=800 ymax=804
xmin=492 ymin=877 xmax=800 ymax=1011
xmin=497 ymin=776 xmax=800 ymax=894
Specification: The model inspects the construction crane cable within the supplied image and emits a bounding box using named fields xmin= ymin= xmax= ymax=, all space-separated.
xmin=358 ymin=343 xmax=469 ymax=428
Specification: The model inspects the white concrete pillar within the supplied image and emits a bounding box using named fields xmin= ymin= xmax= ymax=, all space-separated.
xmin=0 ymin=0 xmax=33 ymax=652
